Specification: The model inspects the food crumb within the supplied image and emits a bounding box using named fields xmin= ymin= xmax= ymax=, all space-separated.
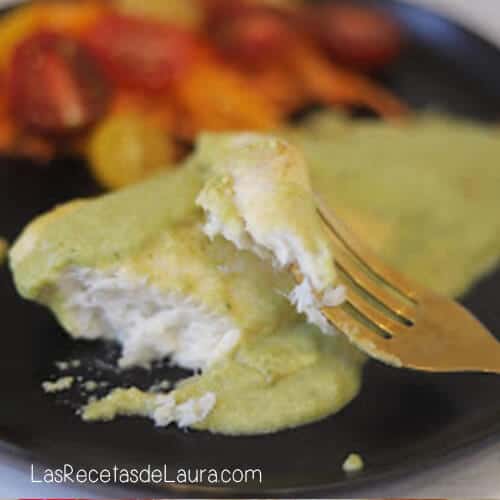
xmin=82 ymin=387 xmax=158 ymax=422
xmin=81 ymin=387 xmax=216 ymax=429
xmin=55 ymin=359 xmax=81 ymax=370
xmin=149 ymin=380 xmax=171 ymax=393
xmin=0 ymin=238 xmax=8 ymax=265
xmin=42 ymin=376 xmax=75 ymax=394
xmin=342 ymin=453 xmax=364 ymax=473
xmin=82 ymin=380 xmax=99 ymax=392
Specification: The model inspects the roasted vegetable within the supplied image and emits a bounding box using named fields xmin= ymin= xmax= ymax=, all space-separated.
xmin=8 ymin=31 xmax=110 ymax=134
xmin=0 ymin=0 xmax=409 ymax=189
xmin=0 ymin=1 xmax=106 ymax=69
xmin=113 ymin=0 xmax=204 ymax=29
xmin=306 ymin=3 xmax=404 ymax=71
xmin=88 ymin=111 xmax=177 ymax=189
xmin=173 ymin=61 xmax=281 ymax=137
xmin=288 ymin=39 xmax=408 ymax=118
xmin=84 ymin=13 xmax=203 ymax=92
xmin=212 ymin=6 xmax=294 ymax=67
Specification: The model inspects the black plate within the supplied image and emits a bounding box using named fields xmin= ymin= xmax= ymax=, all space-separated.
xmin=1 ymin=0 xmax=500 ymax=497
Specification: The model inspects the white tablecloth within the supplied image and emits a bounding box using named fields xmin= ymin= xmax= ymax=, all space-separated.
xmin=0 ymin=0 xmax=499 ymax=497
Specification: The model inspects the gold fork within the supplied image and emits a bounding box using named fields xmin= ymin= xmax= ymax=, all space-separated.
xmin=309 ymin=197 xmax=500 ymax=374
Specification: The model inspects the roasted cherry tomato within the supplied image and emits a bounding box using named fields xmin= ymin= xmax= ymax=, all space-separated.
xmin=84 ymin=14 xmax=202 ymax=91
xmin=88 ymin=111 xmax=177 ymax=189
xmin=8 ymin=31 xmax=110 ymax=135
xmin=213 ymin=8 xmax=295 ymax=66
xmin=308 ymin=3 xmax=403 ymax=71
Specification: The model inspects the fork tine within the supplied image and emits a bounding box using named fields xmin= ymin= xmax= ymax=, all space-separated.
xmin=321 ymin=305 xmax=404 ymax=367
xmin=325 ymin=224 xmax=417 ymax=323
xmin=316 ymin=195 xmax=425 ymax=301
xmin=344 ymin=288 xmax=410 ymax=337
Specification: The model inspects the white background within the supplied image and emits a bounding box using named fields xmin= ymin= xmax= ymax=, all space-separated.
xmin=0 ymin=0 xmax=499 ymax=497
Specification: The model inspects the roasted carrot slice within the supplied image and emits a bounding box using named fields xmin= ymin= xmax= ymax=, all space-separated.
xmin=39 ymin=1 xmax=109 ymax=36
xmin=241 ymin=65 xmax=308 ymax=117
xmin=172 ymin=60 xmax=282 ymax=139
xmin=289 ymin=40 xmax=409 ymax=119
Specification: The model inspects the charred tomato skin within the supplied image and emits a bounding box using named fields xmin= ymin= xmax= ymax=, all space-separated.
xmin=84 ymin=14 xmax=202 ymax=92
xmin=212 ymin=8 xmax=295 ymax=66
xmin=307 ymin=3 xmax=404 ymax=71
